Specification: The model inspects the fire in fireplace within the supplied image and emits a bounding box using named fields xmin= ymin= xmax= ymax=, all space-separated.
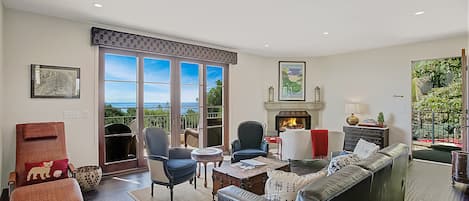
xmin=275 ymin=111 xmax=311 ymax=133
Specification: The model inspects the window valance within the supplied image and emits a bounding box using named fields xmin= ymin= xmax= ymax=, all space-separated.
xmin=91 ymin=27 xmax=237 ymax=64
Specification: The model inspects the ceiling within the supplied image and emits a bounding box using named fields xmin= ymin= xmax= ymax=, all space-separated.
xmin=3 ymin=0 xmax=468 ymax=57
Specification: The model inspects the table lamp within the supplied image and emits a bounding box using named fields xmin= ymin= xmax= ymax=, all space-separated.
xmin=345 ymin=103 xmax=361 ymax=125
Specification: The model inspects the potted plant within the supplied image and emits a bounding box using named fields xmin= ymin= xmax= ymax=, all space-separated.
xmin=377 ymin=112 xmax=385 ymax=127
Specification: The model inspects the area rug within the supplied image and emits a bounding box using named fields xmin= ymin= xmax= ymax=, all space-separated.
xmin=128 ymin=168 xmax=215 ymax=201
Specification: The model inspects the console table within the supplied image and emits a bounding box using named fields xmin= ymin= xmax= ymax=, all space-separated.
xmin=343 ymin=125 xmax=389 ymax=151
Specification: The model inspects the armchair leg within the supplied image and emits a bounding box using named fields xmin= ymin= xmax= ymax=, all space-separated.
xmin=194 ymin=174 xmax=197 ymax=189
xmin=170 ymin=185 xmax=174 ymax=201
xmin=151 ymin=183 xmax=154 ymax=197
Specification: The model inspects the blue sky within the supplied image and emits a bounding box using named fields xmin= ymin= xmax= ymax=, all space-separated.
xmin=104 ymin=54 xmax=222 ymax=104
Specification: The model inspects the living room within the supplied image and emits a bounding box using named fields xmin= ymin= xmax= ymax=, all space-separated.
xmin=0 ymin=0 xmax=468 ymax=201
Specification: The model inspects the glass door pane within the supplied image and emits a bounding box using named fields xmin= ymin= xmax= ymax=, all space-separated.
xmin=103 ymin=53 xmax=138 ymax=163
xmin=206 ymin=65 xmax=224 ymax=147
xmin=180 ymin=62 xmax=200 ymax=148
xmin=143 ymin=58 xmax=171 ymax=148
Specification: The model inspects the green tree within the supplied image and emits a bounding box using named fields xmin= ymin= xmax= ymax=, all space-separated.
xmin=208 ymin=80 xmax=222 ymax=106
xmin=413 ymin=58 xmax=461 ymax=88
xmin=105 ymin=104 xmax=125 ymax=117
xmin=412 ymin=57 xmax=462 ymax=130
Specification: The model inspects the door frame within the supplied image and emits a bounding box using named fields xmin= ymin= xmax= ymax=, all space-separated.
xmin=462 ymin=49 xmax=468 ymax=151
xmin=98 ymin=48 xmax=143 ymax=173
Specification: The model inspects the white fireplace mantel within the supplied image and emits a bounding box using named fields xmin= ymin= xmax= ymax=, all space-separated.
xmin=264 ymin=101 xmax=324 ymax=136
xmin=264 ymin=101 xmax=324 ymax=111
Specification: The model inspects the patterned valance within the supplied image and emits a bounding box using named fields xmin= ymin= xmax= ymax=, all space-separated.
xmin=91 ymin=27 xmax=237 ymax=64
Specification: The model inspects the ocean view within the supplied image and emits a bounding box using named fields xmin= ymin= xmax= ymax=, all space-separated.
xmin=106 ymin=102 xmax=199 ymax=114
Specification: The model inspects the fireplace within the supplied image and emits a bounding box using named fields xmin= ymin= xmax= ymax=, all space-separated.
xmin=275 ymin=111 xmax=311 ymax=134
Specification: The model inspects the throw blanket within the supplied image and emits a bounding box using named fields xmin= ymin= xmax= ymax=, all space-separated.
xmin=311 ymin=129 xmax=328 ymax=158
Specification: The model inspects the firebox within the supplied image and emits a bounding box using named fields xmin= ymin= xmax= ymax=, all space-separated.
xmin=275 ymin=111 xmax=311 ymax=134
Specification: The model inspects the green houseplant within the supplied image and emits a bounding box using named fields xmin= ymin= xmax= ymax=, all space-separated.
xmin=377 ymin=112 xmax=385 ymax=127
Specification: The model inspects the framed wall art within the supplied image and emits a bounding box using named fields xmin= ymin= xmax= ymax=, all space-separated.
xmin=278 ymin=61 xmax=305 ymax=101
xmin=30 ymin=64 xmax=80 ymax=98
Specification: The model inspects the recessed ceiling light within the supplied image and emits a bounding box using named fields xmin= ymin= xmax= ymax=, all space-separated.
xmin=93 ymin=3 xmax=103 ymax=8
xmin=323 ymin=32 xmax=329 ymax=35
xmin=415 ymin=11 xmax=425 ymax=15
xmin=264 ymin=44 xmax=270 ymax=48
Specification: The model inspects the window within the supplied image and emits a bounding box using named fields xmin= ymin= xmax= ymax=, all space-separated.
xmin=99 ymin=48 xmax=229 ymax=173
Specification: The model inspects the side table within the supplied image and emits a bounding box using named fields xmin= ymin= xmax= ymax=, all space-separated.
xmin=191 ymin=147 xmax=224 ymax=187
xmin=264 ymin=136 xmax=282 ymax=160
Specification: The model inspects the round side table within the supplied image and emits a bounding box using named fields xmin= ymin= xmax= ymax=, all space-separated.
xmin=191 ymin=147 xmax=224 ymax=187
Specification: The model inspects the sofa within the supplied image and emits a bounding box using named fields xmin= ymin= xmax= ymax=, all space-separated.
xmin=217 ymin=143 xmax=409 ymax=201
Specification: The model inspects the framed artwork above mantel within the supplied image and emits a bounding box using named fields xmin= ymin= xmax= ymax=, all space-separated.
xmin=278 ymin=61 xmax=305 ymax=101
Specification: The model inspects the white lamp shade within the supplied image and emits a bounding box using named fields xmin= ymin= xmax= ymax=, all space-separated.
xmin=345 ymin=103 xmax=361 ymax=114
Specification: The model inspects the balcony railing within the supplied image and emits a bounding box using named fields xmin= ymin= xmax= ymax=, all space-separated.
xmin=104 ymin=106 xmax=222 ymax=132
xmin=412 ymin=110 xmax=462 ymax=146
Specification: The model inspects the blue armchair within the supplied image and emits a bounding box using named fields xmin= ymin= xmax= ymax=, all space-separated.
xmin=231 ymin=121 xmax=269 ymax=163
xmin=144 ymin=128 xmax=197 ymax=201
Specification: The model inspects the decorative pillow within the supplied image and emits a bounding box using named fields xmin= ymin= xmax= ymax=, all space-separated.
xmin=264 ymin=170 xmax=326 ymax=201
xmin=24 ymin=159 xmax=69 ymax=185
xmin=353 ymin=139 xmax=380 ymax=159
xmin=327 ymin=154 xmax=360 ymax=176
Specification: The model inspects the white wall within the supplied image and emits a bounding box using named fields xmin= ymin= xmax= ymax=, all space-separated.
xmin=229 ymin=53 xmax=271 ymax=140
xmin=2 ymin=9 xmax=98 ymax=186
xmin=0 ymin=0 xmax=4 ymax=189
xmin=230 ymin=56 xmax=322 ymax=139
xmin=318 ymin=35 xmax=468 ymax=146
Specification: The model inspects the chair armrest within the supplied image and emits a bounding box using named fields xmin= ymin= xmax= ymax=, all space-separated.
xmin=147 ymin=155 xmax=172 ymax=180
xmin=231 ymin=139 xmax=241 ymax=153
xmin=148 ymin=154 xmax=169 ymax=161
xmin=8 ymin=171 xmax=16 ymax=196
xmin=68 ymin=163 xmax=77 ymax=178
xmin=260 ymin=140 xmax=269 ymax=152
xmin=169 ymin=147 xmax=193 ymax=159
xmin=217 ymin=185 xmax=267 ymax=201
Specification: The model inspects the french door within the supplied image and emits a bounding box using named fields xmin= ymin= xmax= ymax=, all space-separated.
xmin=99 ymin=48 xmax=228 ymax=173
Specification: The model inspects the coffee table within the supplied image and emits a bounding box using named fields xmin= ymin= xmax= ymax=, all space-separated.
xmin=191 ymin=147 xmax=224 ymax=187
xmin=212 ymin=156 xmax=289 ymax=199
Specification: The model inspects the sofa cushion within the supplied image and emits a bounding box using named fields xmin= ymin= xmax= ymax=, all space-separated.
xmin=297 ymin=165 xmax=372 ymax=201
xmin=166 ymin=159 xmax=197 ymax=179
xmin=265 ymin=170 xmax=326 ymax=201
xmin=327 ymin=154 xmax=360 ymax=176
xmin=289 ymin=159 xmax=330 ymax=176
xmin=24 ymin=159 xmax=69 ymax=185
xmin=353 ymin=139 xmax=379 ymax=159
